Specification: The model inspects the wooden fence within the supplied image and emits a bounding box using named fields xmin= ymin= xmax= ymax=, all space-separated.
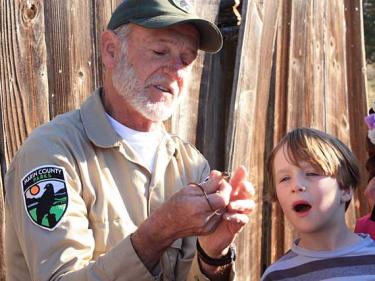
xmin=0 ymin=0 xmax=368 ymax=280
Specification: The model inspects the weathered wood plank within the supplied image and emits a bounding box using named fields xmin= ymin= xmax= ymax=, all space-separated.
xmin=0 ymin=171 xmax=4 ymax=281
xmin=344 ymin=0 xmax=369 ymax=216
xmin=195 ymin=26 xmax=239 ymax=171
xmin=226 ymin=0 xmax=279 ymax=279
xmin=269 ymin=0 xmax=291 ymax=264
xmin=225 ymin=3 xmax=263 ymax=280
xmin=92 ymin=0 xmax=123 ymax=87
xmin=0 ymin=0 xmax=49 ymax=164
xmin=44 ymin=0 xmax=96 ymax=117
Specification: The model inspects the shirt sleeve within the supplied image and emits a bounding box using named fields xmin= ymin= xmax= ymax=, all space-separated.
xmin=4 ymin=136 xmax=156 ymax=281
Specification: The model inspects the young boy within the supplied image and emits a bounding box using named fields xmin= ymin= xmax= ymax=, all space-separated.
xmin=261 ymin=127 xmax=375 ymax=281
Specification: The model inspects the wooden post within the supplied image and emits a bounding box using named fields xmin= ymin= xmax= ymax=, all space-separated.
xmin=0 ymin=172 xmax=4 ymax=281
xmin=226 ymin=0 xmax=279 ymax=279
xmin=0 ymin=0 xmax=49 ymax=165
xmin=344 ymin=0 xmax=369 ymax=215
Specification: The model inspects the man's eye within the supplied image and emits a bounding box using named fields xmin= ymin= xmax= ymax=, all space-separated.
xmin=153 ymin=50 xmax=165 ymax=56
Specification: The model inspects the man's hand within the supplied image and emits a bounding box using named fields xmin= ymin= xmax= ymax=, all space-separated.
xmin=131 ymin=172 xmax=233 ymax=271
xmin=197 ymin=166 xmax=255 ymax=272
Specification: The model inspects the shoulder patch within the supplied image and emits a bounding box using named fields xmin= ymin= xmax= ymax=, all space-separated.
xmin=21 ymin=165 xmax=68 ymax=231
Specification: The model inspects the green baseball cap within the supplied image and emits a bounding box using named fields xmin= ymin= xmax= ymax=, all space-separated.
xmin=107 ymin=0 xmax=223 ymax=53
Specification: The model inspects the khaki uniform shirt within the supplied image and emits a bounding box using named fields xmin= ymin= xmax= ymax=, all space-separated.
xmin=5 ymin=89 xmax=234 ymax=281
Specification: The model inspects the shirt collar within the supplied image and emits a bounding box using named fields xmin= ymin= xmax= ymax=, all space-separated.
xmin=80 ymin=88 xmax=177 ymax=157
xmin=80 ymin=88 xmax=121 ymax=148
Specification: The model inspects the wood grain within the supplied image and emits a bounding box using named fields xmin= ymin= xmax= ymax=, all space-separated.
xmin=0 ymin=0 xmax=369 ymax=280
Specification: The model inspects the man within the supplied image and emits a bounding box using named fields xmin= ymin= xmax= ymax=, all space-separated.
xmin=5 ymin=0 xmax=255 ymax=280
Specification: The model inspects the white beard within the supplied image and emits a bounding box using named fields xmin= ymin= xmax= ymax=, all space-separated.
xmin=112 ymin=47 xmax=183 ymax=122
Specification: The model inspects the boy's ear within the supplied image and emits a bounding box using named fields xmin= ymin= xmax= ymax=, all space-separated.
xmin=341 ymin=187 xmax=353 ymax=203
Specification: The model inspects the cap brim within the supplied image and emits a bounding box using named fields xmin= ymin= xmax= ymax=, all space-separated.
xmin=131 ymin=15 xmax=223 ymax=53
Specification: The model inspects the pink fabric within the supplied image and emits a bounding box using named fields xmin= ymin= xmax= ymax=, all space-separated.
xmin=355 ymin=213 xmax=375 ymax=240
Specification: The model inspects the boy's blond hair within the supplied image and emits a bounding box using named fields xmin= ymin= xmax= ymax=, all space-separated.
xmin=267 ymin=128 xmax=360 ymax=209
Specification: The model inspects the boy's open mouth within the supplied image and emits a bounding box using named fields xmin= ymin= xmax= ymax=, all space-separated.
xmin=293 ymin=202 xmax=312 ymax=213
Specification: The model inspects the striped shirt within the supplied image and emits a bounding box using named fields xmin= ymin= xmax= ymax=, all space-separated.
xmin=261 ymin=234 xmax=375 ymax=281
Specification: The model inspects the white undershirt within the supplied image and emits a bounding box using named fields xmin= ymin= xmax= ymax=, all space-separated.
xmin=106 ymin=113 xmax=164 ymax=172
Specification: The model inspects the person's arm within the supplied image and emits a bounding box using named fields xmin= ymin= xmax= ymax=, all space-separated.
xmin=5 ymin=139 xmax=155 ymax=281
xmin=6 ymin=136 xmax=234 ymax=281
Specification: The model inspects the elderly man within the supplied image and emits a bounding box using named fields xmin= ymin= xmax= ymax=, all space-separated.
xmin=5 ymin=0 xmax=255 ymax=280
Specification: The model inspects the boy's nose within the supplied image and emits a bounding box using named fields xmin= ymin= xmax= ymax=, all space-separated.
xmin=291 ymin=177 xmax=306 ymax=193
xmin=292 ymin=185 xmax=306 ymax=193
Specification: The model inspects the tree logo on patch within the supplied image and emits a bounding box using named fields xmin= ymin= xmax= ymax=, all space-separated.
xmin=21 ymin=165 xmax=68 ymax=231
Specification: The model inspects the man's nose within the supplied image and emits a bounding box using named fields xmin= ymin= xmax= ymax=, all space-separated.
xmin=163 ymin=57 xmax=189 ymax=80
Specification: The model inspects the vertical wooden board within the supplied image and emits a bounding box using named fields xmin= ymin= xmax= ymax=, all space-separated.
xmin=225 ymin=1 xmax=263 ymax=279
xmin=68 ymin=1 xmax=96 ymax=108
xmin=285 ymin=0 xmax=309 ymax=129
xmin=323 ymin=0 xmax=361 ymax=228
xmin=169 ymin=0 xmax=221 ymax=144
xmin=0 ymin=173 xmax=4 ymax=281
xmin=92 ymin=0 xmax=123 ymax=87
xmin=307 ymin=0 xmax=326 ymax=128
xmin=0 ymin=0 xmax=49 ymax=165
xmin=226 ymin=0 xmax=263 ymax=169
xmin=226 ymin=0 xmax=279 ymax=279
xmin=270 ymin=0 xmax=290 ymax=264
xmin=283 ymin=0 xmax=311 ymax=254
xmin=196 ymin=27 xmax=239 ymax=171
xmin=324 ymin=0 xmax=349 ymax=138
xmin=344 ymin=0 xmax=369 ymax=217
xmin=44 ymin=0 xmax=95 ymax=117
xmin=253 ymin=0 xmax=279 ymax=273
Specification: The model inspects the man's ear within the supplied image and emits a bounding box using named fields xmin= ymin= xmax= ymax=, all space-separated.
xmin=341 ymin=187 xmax=353 ymax=203
xmin=101 ymin=30 xmax=121 ymax=69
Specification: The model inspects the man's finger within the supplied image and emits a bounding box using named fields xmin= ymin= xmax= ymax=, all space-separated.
xmin=205 ymin=181 xmax=232 ymax=211
xmin=229 ymin=165 xmax=247 ymax=193
xmin=222 ymin=213 xmax=250 ymax=225
xmin=227 ymin=199 xmax=256 ymax=214
xmin=198 ymin=171 xmax=230 ymax=194
xmin=232 ymin=181 xmax=255 ymax=198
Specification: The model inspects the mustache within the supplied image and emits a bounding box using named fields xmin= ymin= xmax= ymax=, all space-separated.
xmin=145 ymin=75 xmax=178 ymax=94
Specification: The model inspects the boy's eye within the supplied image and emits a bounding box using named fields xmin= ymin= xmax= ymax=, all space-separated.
xmin=279 ymin=176 xmax=290 ymax=183
xmin=306 ymin=172 xmax=320 ymax=177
